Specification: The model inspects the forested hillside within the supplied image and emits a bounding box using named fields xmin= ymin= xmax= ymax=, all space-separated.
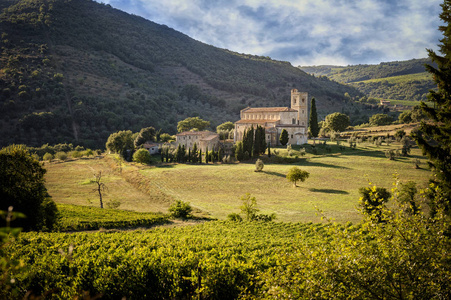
xmin=0 ymin=0 xmax=363 ymax=148
xmin=300 ymin=59 xmax=436 ymax=102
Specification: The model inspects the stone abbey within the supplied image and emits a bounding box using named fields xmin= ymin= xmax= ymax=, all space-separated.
xmin=234 ymin=89 xmax=309 ymax=146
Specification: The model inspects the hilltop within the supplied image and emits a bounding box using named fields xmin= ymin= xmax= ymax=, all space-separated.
xmin=0 ymin=0 xmax=364 ymax=148
xmin=299 ymin=59 xmax=436 ymax=103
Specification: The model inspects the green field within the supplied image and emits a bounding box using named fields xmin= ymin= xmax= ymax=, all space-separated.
xmin=45 ymin=141 xmax=431 ymax=224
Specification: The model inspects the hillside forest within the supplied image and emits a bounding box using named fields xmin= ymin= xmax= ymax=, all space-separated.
xmin=300 ymin=58 xmax=437 ymax=102
xmin=0 ymin=0 xmax=368 ymax=149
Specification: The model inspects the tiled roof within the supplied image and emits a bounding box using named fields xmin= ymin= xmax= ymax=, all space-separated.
xmin=176 ymin=130 xmax=217 ymax=137
xmin=235 ymin=120 xmax=277 ymax=124
xmin=241 ymin=107 xmax=297 ymax=113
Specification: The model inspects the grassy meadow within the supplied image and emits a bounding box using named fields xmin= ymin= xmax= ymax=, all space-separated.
xmin=45 ymin=140 xmax=431 ymax=224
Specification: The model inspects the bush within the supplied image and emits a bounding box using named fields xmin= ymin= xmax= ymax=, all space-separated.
xmin=133 ymin=149 xmax=151 ymax=164
xmin=255 ymin=159 xmax=264 ymax=172
xmin=168 ymin=200 xmax=192 ymax=218
xmin=227 ymin=213 xmax=242 ymax=222
xmin=43 ymin=152 xmax=53 ymax=162
xmin=55 ymin=151 xmax=68 ymax=161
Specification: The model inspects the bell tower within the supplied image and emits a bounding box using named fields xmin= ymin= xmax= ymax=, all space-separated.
xmin=291 ymin=89 xmax=308 ymax=126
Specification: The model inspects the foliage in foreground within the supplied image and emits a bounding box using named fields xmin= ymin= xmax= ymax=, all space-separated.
xmin=0 ymin=145 xmax=58 ymax=231
xmin=2 ymin=221 xmax=326 ymax=299
xmin=260 ymin=180 xmax=451 ymax=299
xmin=2 ymin=178 xmax=451 ymax=299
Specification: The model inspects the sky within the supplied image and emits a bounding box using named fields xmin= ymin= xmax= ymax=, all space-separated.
xmin=99 ymin=0 xmax=443 ymax=66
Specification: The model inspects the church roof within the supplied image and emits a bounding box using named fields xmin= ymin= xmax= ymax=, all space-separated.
xmin=235 ymin=119 xmax=276 ymax=124
xmin=241 ymin=107 xmax=297 ymax=113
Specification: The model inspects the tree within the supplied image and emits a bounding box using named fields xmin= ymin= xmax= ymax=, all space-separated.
xmin=192 ymin=143 xmax=198 ymax=163
xmin=412 ymin=0 xmax=451 ymax=215
xmin=240 ymin=193 xmax=259 ymax=221
xmin=324 ymin=112 xmax=350 ymax=132
xmin=369 ymin=113 xmax=393 ymax=126
xmin=243 ymin=126 xmax=254 ymax=158
xmin=106 ymin=130 xmax=134 ymax=160
xmin=133 ymin=148 xmax=152 ymax=164
xmin=279 ymin=129 xmax=289 ymax=146
xmin=309 ymin=97 xmax=319 ymax=142
xmin=0 ymin=145 xmax=58 ymax=231
xmin=92 ymin=171 xmax=107 ymax=209
xmin=216 ymin=121 xmax=234 ymax=132
xmin=134 ymin=126 xmax=156 ymax=149
xmin=267 ymin=142 xmax=271 ymax=158
xmin=177 ymin=117 xmax=210 ymax=133
xmin=398 ymin=110 xmax=413 ymax=124
xmin=235 ymin=141 xmax=244 ymax=161
xmin=286 ymin=167 xmax=310 ymax=187
xmin=358 ymin=185 xmax=391 ymax=223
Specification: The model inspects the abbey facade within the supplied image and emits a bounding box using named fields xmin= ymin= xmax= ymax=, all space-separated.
xmin=234 ymin=89 xmax=308 ymax=146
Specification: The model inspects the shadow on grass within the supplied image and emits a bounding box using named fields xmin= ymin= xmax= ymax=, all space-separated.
xmin=156 ymin=164 xmax=176 ymax=169
xmin=309 ymin=188 xmax=349 ymax=194
xmin=302 ymin=160 xmax=351 ymax=169
xmin=262 ymin=171 xmax=286 ymax=178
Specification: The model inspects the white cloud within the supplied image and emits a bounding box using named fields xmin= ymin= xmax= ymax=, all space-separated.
xmin=100 ymin=0 xmax=443 ymax=65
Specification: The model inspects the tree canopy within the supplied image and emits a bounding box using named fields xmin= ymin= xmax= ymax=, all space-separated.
xmin=177 ymin=117 xmax=210 ymax=133
xmin=412 ymin=0 xmax=451 ymax=215
xmin=286 ymin=167 xmax=310 ymax=187
xmin=0 ymin=145 xmax=58 ymax=231
xmin=134 ymin=127 xmax=156 ymax=149
xmin=106 ymin=130 xmax=134 ymax=159
xmin=324 ymin=112 xmax=350 ymax=132
xmin=216 ymin=121 xmax=234 ymax=132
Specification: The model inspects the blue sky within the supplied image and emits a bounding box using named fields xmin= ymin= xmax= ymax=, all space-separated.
xmin=99 ymin=0 xmax=443 ymax=66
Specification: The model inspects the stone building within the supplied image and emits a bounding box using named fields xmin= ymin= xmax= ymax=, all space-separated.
xmin=234 ymin=89 xmax=308 ymax=146
xmin=175 ymin=130 xmax=220 ymax=152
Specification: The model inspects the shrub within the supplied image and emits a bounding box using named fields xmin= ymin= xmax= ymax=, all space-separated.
xmin=255 ymin=159 xmax=264 ymax=172
xmin=133 ymin=148 xmax=151 ymax=164
xmin=43 ymin=152 xmax=53 ymax=162
xmin=55 ymin=151 xmax=68 ymax=161
xmin=227 ymin=213 xmax=242 ymax=222
xmin=169 ymin=200 xmax=192 ymax=218
xmin=106 ymin=200 xmax=121 ymax=209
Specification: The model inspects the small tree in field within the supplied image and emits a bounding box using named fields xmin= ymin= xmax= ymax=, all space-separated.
xmin=255 ymin=159 xmax=264 ymax=172
xmin=286 ymin=167 xmax=310 ymax=187
xmin=92 ymin=171 xmax=107 ymax=209
xmin=240 ymin=193 xmax=259 ymax=221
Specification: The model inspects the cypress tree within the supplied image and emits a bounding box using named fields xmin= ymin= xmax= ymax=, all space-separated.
xmin=199 ymin=149 xmax=202 ymax=164
xmin=280 ymin=129 xmax=289 ymax=146
xmin=205 ymin=146 xmax=209 ymax=163
xmin=412 ymin=1 xmax=451 ymax=215
xmin=267 ymin=142 xmax=271 ymax=158
xmin=309 ymin=98 xmax=319 ymax=143
xmin=235 ymin=141 xmax=244 ymax=161
xmin=192 ymin=143 xmax=198 ymax=163
xmin=254 ymin=126 xmax=261 ymax=156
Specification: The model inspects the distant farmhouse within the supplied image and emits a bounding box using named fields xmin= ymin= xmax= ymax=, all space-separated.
xmin=234 ymin=89 xmax=309 ymax=146
xmin=175 ymin=130 xmax=220 ymax=152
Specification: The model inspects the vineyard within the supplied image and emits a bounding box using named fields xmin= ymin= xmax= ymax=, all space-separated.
xmin=3 ymin=221 xmax=330 ymax=299
xmin=56 ymin=204 xmax=169 ymax=231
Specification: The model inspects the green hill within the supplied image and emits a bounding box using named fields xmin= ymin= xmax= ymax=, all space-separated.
xmin=300 ymin=58 xmax=436 ymax=102
xmin=0 ymin=0 xmax=363 ymax=148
